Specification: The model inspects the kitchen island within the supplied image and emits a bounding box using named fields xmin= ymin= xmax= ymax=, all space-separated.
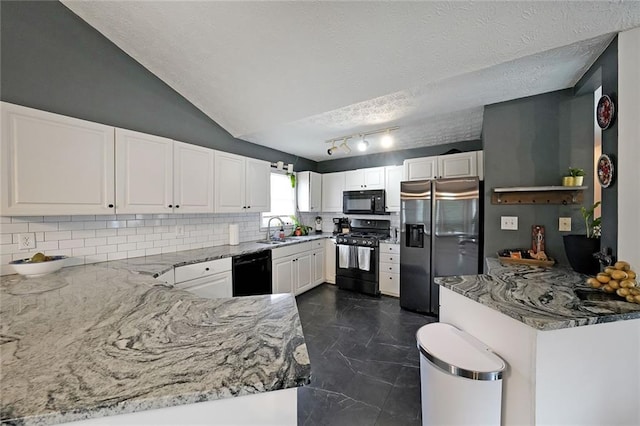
xmin=0 ymin=242 xmax=313 ymax=425
xmin=435 ymin=258 xmax=640 ymax=426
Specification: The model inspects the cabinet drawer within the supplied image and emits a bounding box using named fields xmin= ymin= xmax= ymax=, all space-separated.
xmin=310 ymin=239 xmax=324 ymax=250
xmin=380 ymin=243 xmax=399 ymax=254
xmin=272 ymin=242 xmax=312 ymax=259
xmin=175 ymin=257 xmax=232 ymax=283
xmin=380 ymin=253 xmax=399 ymax=264
xmin=379 ymin=262 xmax=399 ymax=274
xmin=380 ymin=272 xmax=400 ymax=297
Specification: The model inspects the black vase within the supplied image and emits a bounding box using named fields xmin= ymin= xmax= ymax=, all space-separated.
xmin=563 ymin=235 xmax=601 ymax=275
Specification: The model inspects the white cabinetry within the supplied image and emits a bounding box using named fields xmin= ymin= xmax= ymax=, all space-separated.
xmin=379 ymin=243 xmax=400 ymax=297
xmin=115 ymin=129 xmax=174 ymax=214
xmin=214 ymin=152 xmax=270 ymax=213
xmin=437 ymin=151 xmax=478 ymax=179
xmin=404 ymin=151 xmax=482 ymax=181
xmin=325 ymin=238 xmax=336 ymax=284
xmin=1 ymin=102 xmax=115 ymax=216
xmin=297 ymin=171 xmax=322 ymax=212
xmin=384 ymin=166 xmax=404 ymax=212
xmin=321 ymin=172 xmax=345 ymax=212
xmin=345 ymin=167 xmax=385 ymax=190
xmin=272 ymin=240 xmax=324 ymax=295
xmin=173 ymin=141 xmax=215 ymax=213
xmin=174 ymin=258 xmax=232 ymax=299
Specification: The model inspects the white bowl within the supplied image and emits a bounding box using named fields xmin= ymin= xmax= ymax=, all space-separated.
xmin=10 ymin=256 xmax=68 ymax=277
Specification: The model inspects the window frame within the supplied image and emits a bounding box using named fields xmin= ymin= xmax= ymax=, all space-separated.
xmin=260 ymin=172 xmax=297 ymax=230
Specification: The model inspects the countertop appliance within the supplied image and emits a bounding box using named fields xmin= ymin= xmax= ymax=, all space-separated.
xmin=336 ymin=219 xmax=390 ymax=296
xmin=315 ymin=216 xmax=323 ymax=234
xmin=400 ymin=178 xmax=480 ymax=315
xmin=343 ymin=189 xmax=386 ymax=215
xmin=232 ymin=250 xmax=272 ymax=296
xmin=333 ymin=217 xmax=350 ymax=235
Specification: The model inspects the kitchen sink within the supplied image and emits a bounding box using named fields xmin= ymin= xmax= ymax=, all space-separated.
xmin=256 ymin=238 xmax=296 ymax=245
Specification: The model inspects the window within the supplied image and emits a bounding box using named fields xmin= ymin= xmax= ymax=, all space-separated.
xmin=261 ymin=173 xmax=296 ymax=228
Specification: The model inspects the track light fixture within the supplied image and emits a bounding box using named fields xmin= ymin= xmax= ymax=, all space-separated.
xmin=325 ymin=126 xmax=399 ymax=156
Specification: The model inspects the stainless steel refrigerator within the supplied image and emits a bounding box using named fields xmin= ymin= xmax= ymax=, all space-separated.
xmin=400 ymin=178 xmax=481 ymax=314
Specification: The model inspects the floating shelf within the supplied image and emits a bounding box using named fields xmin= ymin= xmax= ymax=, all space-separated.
xmin=492 ymin=186 xmax=586 ymax=205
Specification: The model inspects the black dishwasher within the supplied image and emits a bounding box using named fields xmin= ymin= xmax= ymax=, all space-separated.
xmin=232 ymin=250 xmax=272 ymax=296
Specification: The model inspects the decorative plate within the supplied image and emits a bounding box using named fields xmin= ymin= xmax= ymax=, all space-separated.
xmin=597 ymin=154 xmax=614 ymax=188
xmin=596 ymin=94 xmax=615 ymax=129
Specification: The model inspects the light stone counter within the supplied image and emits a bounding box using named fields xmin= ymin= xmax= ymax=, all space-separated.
xmin=435 ymin=257 xmax=640 ymax=330
xmin=0 ymin=238 xmax=317 ymax=425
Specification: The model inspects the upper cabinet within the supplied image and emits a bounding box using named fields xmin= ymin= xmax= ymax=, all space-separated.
xmin=404 ymin=151 xmax=483 ymax=181
xmin=214 ymin=152 xmax=270 ymax=213
xmin=115 ymin=128 xmax=174 ymax=214
xmin=1 ymin=102 xmax=115 ymax=216
xmin=345 ymin=167 xmax=385 ymax=190
xmin=173 ymin=141 xmax=215 ymax=213
xmin=322 ymin=172 xmax=345 ymax=212
xmin=297 ymin=171 xmax=322 ymax=212
xmin=384 ymin=166 xmax=404 ymax=212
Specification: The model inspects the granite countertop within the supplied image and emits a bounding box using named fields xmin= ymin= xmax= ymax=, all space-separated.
xmin=0 ymin=238 xmax=317 ymax=425
xmin=435 ymin=258 xmax=640 ymax=331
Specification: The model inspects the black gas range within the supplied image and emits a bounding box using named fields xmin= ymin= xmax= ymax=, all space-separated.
xmin=335 ymin=219 xmax=390 ymax=296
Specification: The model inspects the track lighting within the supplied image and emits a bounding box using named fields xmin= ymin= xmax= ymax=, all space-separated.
xmin=324 ymin=126 xmax=398 ymax=156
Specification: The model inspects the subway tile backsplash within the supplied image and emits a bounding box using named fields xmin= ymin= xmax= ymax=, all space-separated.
xmin=0 ymin=213 xmax=263 ymax=276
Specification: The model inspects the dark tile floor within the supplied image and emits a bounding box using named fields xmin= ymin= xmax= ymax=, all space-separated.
xmin=296 ymin=284 xmax=436 ymax=426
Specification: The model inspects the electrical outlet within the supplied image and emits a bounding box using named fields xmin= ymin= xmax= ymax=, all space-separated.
xmin=500 ymin=216 xmax=518 ymax=231
xmin=175 ymin=225 xmax=185 ymax=238
xmin=18 ymin=233 xmax=36 ymax=250
xmin=559 ymin=217 xmax=572 ymax=232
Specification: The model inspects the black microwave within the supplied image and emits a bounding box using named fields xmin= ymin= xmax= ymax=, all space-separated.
xmin=343 ymin=190 xmax=387 ymax=215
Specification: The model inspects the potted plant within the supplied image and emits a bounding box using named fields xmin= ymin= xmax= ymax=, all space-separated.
xmin=569 ymin=167 xmax=586 ymax=186
xmin=563 ymin=201 xmax=601 ymax=274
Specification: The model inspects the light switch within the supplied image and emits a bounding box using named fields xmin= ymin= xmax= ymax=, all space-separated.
xmin=500 ymin=216 xmax=518 ymax=231
xmin=559 ymin=217 xmax=571 ymax=232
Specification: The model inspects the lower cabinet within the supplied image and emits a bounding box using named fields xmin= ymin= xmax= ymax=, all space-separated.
xmin=174 ymin=258 xmax=233 ymax=298
xmin=272 ymin=240 xmax=325 ymax=296
xmin=325 ymin=239 xmax=336 ymax=284
xmin=379 ymin=243 xmax=400 ymax=297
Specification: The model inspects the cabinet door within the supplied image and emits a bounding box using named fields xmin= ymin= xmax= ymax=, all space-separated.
xmin=173 ymin=141 xmax=214 ymax=213
xmin=245 ymin=158 xmax=271 ymax=212
xmin=1 ymin=102 xmax=115 ymax=215
xmin=363 ymin=167 xmax=385 ymax=189
xmin=272 ymin=256 xmax=294 ymax=294
xmin=379 ymin=271 xmax=399 ymax=297
xmin=295 ymin=253 xmax=313 ymax=293
xmin=384 ymin=165 xmax=404 ymax=212
xmin=345 ymin=169 xmax=364 ymax=190
xmin=310 ymin=172 xmax=322 ymax=212
xmin=116 ymin=128 xmax=173 ymax=214
xmin=312 ymin=249 xmax=325 ymax=285
xmin=214 ymin=152 xmax=245 ymax=213
xmin=297 ymin=171 xmax=312 ymax=212
xmin=321 ymin=172 xmax=345 ymax=212
xmin=179 ymin=272 xmax=232 ymax=298
xmin=438 ymin=152 xmax=478 ymax=178
xmin=404 ymin=157 xmax=438 ymax=181
xmin=325 ymin=239 xmax=336 ymax=284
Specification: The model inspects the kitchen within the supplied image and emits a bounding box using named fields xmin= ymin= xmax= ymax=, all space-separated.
xmin=2 ymin=1 xmax=640 ymax=425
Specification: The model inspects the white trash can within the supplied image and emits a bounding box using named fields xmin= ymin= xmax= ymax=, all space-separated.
xmin=417 ymin=323 xmax=506 ymax=426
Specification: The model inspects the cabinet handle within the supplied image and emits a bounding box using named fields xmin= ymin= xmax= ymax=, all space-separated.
xmin=205 ymin=267 xmax=210 ymax=271
xmin=389 ymin=277 xmax=392 ymax=280
xmin=168 ymin=204 xmax=173 ymax=208
xmin=175 ymin=205 xmax=180 ymax=208
xmin=108 ymin=204 xmax=114 ymax=208
xmin=247 ymin=206 xmax=250 ymax=209
xmin=389 ymin=267 xmax=392 ymax=270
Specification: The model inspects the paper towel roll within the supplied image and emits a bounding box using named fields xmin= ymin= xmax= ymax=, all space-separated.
xmin=229 ymin=224 xmax=239 ymax=245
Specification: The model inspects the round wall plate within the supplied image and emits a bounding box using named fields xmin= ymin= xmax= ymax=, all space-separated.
xmin=597 ymin=154 xmax=614 ymax=188
xmin=596 ymin=94 xmax=615 ymax=129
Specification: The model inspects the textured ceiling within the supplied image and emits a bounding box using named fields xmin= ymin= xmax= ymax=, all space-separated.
xmin=61 ymin=1 xmax=640 ymax=162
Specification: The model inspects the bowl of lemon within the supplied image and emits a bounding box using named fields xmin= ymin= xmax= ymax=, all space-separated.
xmin=10 ymin=252 xmax=68 ymax=278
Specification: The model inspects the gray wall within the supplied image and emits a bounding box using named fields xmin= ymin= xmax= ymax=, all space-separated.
xmin=316 ymin=140 xmax=482 ymax=173
xmin=0 ymin=0 xmax=316 ymax=171
xmin=483 ymin=89 xmax=594 ymax=267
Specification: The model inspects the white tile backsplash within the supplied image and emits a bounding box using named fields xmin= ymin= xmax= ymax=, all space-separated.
xmin=0 ymin=213 xmax=264 ymax=276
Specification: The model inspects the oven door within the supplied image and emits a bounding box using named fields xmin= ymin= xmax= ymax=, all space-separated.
xmin=335 ymin=244 xmax=379 ymax=295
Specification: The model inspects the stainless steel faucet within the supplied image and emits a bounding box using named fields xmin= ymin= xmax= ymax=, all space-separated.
xmin=267 ymin=216 xmax=285 ymax=241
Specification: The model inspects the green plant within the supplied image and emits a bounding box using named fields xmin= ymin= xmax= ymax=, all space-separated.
xmin=569 ymin=167 xmax=586 ymax=177
xmin=580 ymin=201 xmax=601 ymax=238
xmin=288 ymin=173 xmax=296 ymax=188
